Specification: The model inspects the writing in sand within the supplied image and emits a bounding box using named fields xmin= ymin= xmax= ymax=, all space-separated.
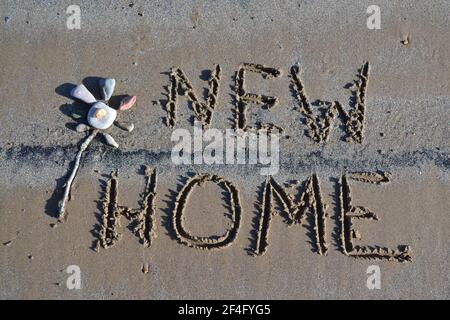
xmin=57 ymin=62 xmax=412 ymax=263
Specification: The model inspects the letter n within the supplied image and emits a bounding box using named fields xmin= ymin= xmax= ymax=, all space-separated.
xmin=165 ymin=65 xmax=221 ymax=128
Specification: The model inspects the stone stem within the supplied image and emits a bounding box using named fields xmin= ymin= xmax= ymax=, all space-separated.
xmin=57 ymin=129 xmax=99 ymax=222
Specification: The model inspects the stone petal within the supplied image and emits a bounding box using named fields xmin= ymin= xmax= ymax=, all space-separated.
xmin=75 ymin=123 xmax=90 ymax=132
xmin=70 ymin=84 xmax=96 ymax=104
xmin=124 ymin=123 xmax=134 ymax=132
xmin=99 ymin=78 xmax=116 ymax=101
xmin=118 ymin=95 xmax=137 ymax=111
xmin=87 ymin=102 xmax=117 ymax=129
xmin=103 ymin=133 xmax=119 ymax=148
xmin=114 ymin=121 xmax=134 ymax=132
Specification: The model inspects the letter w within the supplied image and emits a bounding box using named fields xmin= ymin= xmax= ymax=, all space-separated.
xmin=290 ymin=62 xmax=370 ymax=143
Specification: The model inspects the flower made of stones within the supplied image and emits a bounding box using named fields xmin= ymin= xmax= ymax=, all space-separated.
xmin=69 ymin=78 xmax=137 ymax=148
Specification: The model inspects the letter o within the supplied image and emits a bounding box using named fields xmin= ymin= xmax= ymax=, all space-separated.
xmin=172 ymin=174 xmax=241 ymax=249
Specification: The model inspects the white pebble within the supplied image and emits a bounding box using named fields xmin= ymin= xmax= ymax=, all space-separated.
xmin=103 ymin=133 xmax=119 ymax=148
xmin=70 ymin=84 xmax=96 ymax=104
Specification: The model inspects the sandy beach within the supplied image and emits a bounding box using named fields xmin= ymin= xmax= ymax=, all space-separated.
xmin=0 ymin=0 xmax=448 ymax=299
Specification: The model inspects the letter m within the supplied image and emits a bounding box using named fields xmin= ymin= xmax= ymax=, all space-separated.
xmin=252 ymin=175 xmax=328 ymax=256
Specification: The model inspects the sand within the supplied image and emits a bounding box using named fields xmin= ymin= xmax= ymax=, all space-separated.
xmin=0 ymin=0 xmax=449 ymax=299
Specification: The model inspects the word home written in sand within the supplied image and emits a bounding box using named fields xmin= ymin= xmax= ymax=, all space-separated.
xmin=95 ymin=169 xmax=411 ymax=263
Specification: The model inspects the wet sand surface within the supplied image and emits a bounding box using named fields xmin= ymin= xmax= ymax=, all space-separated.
xmin=0 ymin=0 xmax=449 ymax=299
